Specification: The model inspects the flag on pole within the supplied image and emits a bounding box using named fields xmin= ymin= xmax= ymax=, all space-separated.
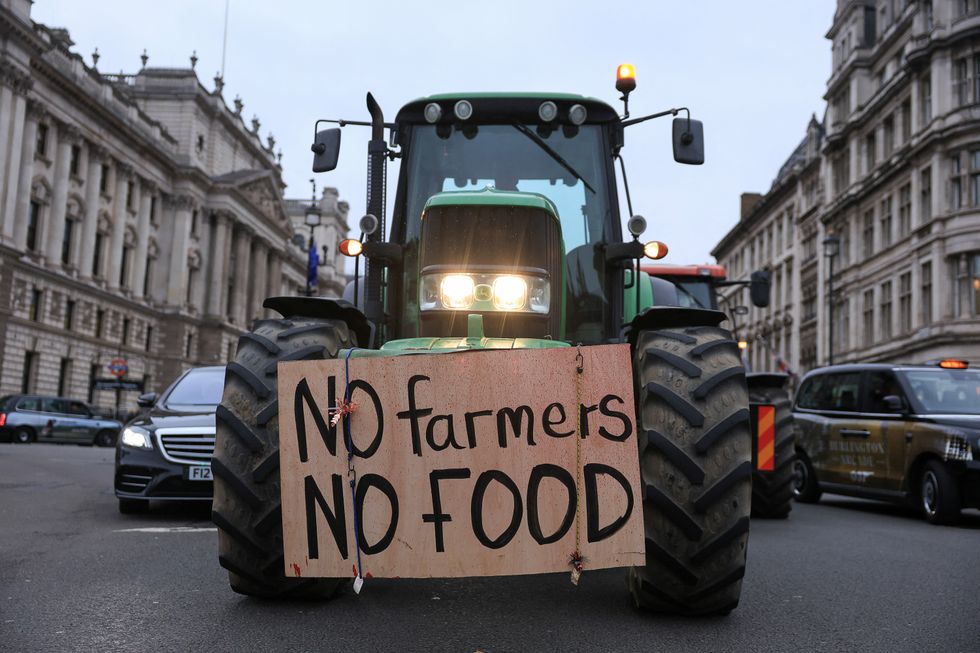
xmin=307 ymin=240 xmax=318 ymax=294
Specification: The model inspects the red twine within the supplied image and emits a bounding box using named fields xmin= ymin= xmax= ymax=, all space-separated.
xmin=330 ymin=398 xmax=358 ymax=427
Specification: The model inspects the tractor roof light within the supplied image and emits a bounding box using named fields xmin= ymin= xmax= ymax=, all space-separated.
xmin=339 ymin=238 xmax=363 ymax=257
xmin=454 ymin=100 xmax=473 ymax=121
xmin=644 ymin=240 xmax=668 ymax=260
xmin=538 ymin=101 xmax=558 ymax=122
xmin=424 ymin=103 xmax=442 ymax=124
xmin=568 ymin=103 xmax=587 ymax=125
xmin=616 ymin=63 xmax=637 ymax=95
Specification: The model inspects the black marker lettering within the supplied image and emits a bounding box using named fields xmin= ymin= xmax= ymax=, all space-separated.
xmin=597 ymin=394 xmax=633 ymax=442
xmin=578 ymin=403 xmax=599 ymax=439
xmin=496 ymin=405 xmax=535 ymax=447
xmin=471 ymin=470 xmax=522 ymax=549
xmin=426 ymin=414 xmax=466 ymax=451
xmin=304 ymin=473 xmax=347 ymax=559
xmin=347 ymin=379 xmax=383 ymax=458
xmin=584 ymin=463 xmax=634 ymax=542
xmin=354 ymin=474 xmax=399 ymax=554
xmin=294 ymin=377 xmax=337 ymax=462
xmin=542 ymin=402 xmax=573 ymax=438
xmin=396 ymin=375 xmax=432 ymax=456
xmin=526 ymin=463 xmax=576 ymax=545
xmin=422 ymin=468 xmax=471 ymax=552
xmin=464 ymin=409 xmax=493 ymax=448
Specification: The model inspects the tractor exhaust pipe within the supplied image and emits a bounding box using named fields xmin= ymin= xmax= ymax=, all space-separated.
xmin=363 ymin=92 xmax=387 ymax=337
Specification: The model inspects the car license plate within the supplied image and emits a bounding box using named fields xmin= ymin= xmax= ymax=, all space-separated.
xmin=188 ymin=466 xmax=212 ymax=481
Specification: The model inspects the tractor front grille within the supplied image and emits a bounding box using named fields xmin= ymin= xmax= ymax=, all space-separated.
xmin=419 ymin=203 xmax=562 ymax=338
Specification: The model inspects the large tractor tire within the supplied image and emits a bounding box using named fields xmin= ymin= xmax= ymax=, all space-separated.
xmin=748 ymin=385 xmax=796 ymax=519
xmin=628 ymin=326 xmax=752 ymax=616
xmin=213 ymin=316 xmax=355 ymax=599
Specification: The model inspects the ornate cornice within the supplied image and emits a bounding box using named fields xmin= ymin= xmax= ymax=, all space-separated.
xmin=174 ymin=194 xmax=197 ymax=212
xmin=140 ymin=178 xmax=158 ymax=194
xmin=26 ymin=97 xmax=48 ymax=121
xmin=59 ymin=122 xmax=83 ymax=145
xmin=0 ymin=59 xmax=33 ymax=96
xmin=115 ymin=160 xmax=135 ymax=179
xmin=87 ymin=143 xmax=109 ymax=163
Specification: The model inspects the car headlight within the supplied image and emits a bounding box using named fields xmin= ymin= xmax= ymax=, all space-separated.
xmin=420 ymin=272 xmax=550 ymax=314
xmin=120 ymin=426 xmax=152 ymax=450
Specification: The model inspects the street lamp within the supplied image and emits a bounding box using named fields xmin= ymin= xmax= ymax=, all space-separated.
xmin=305 ymin=179 xmax=322 ymax=297
xmin=823 ymin=233 xmax=841 ymax=366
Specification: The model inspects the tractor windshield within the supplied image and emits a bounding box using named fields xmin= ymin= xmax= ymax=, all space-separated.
xmin=400 ymin=123 xmax=617 ymax=342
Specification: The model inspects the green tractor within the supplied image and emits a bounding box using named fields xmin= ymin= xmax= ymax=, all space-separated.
xmin=644 ymin=263 xmax=797 ymax=519
xmin=213 ymin=67 xmax=754 ymax=615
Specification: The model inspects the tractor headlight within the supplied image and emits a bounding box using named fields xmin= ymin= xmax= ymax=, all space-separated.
xmin=420 ymin=272 xmax=550 ymax=314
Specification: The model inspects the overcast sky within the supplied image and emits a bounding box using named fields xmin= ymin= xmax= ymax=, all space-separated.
xmin=33 ymin=0 xmax=835 ymax=266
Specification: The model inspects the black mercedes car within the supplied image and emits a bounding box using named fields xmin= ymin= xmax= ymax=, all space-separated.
xmin=114 ymin=366 xmax=224 ymax=514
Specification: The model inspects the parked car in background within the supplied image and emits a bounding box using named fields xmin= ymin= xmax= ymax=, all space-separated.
xmin=0 ymin=395 xmax=122 ymax=446
xmin=792 ymin=360 xmax=980 ymax=524
xmin=114 ymin=366 xmax=224 ymax=514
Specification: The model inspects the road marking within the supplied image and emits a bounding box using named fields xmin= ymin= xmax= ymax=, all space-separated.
xmin=114 ymin=527 xmax=217 ymax=533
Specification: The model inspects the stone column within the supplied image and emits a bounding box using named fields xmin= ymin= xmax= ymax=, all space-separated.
xmin=132 ymin=180 xmax=154 ymax=296
xmin=0 ymin=82 xmax=14 ymax=214
xmin=107 ymin=161 xmax=133 ymax=289
xmin=44 ymin=122 xmax=81 ymax=267
xmin=231 ymin=227 xmax=253 ymax=325
xmin=13 ymin=99 xmax=44 ymax=249
xmin=206 ymin=211 xmax=231 ymax=317
xmin=250 ymin=239 xmax=268 ymax=323
xmin=77 ymin=145 xmax=106 ymax=278
xmin=265 ymin=252 xmax=283 ymax=317
xmin=2 ymin=89 xmax=28 ymax=241
xmin=166 ymin=195 xmax=195 ymax=307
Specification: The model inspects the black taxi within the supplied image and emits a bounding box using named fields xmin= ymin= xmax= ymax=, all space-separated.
xmin=792 ymin=360 xmax=980 ymax=524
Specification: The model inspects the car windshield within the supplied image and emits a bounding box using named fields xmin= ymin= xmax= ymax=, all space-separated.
xmin=902 ymin=369 xmax=980 ymax=415
xmin=164 ymin=368 xmax=225 ymax=408
xmin=401 ymin=123 xmax=616 ymax=343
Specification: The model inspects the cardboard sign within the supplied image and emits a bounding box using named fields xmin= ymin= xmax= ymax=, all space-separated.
xmin=278 ymin=345 xmax=644 ymax=579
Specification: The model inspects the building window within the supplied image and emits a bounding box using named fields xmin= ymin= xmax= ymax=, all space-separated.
xmin=145 ymin=325 xmax=153 ymax=351
xmin=880 ymin=280 xmax=893 ymax=340
xmin=802 ymin=286 xmax=816 ymax=322
xmin=122 ymin=318 xmax=130 ymax=346
xmin=971 ymin=150 xmax=980 ymax=205
xmin=95 ymin=308 xmax=105 ymax=339
xmin=833 ymin=149 xmax=851 ymax=194
xmin=837 ymin=298 xmax=850 ymax=352
xmin=952 ymin=154 xmax=963 ymax=209
xmin=925 ymin=1 xmax=934 ymax=30
xmin=865 ymin=132 xmax=876 ymax=171
xmin=99 ymin=164 xmax=109 ymax=194
xmin=882 ymin=116 xmax=894 ymax=157
xmin=921 ymin=74 xmax=932 ymax=125
xmin=126 ymin=181 xmax=134 ymax=211
xmin=863 ymin=209 xmax=875 ymax=257
xmin=185 ymin=332 xmax=194 ymax=359
xmin=898 ymin=183 xmax=911 ymax=239
xmin=899 ymin=272 xmax=912 ymax=333
xmin=191 ymin=210 xmax=198 ymax=236
xmin=880 ymin=195 xmax=893 ymax=249
xmin=61 ymin=219 xmax=74 ymax=265
xmin=36 ymin=123 xmax=48 ymax=157
xmin=971 ymin=254 xmax=980 ymax=315
xmin=921 ymin=261 xmax=933 ymax=325
xmin=863 ymin=288 xmax=875 ymax=346
xmin=92 ymin=232 xmax=105 ymax=278
xmin=186 ymin=268 xmax=196 ymax=307
xmin=901 ymin=98 xmax=911 ymax=143
xmin=69 ymin=145 xmax=80 ymax=176
xmin=149 ymin=196 xmax=157 ymax=225
xmin=143 ymin=257 xmax=154 ymax=298
xmin=65 ymin=299 xmax=75 ymax=331
xmin=27 ymin=201 xmax=40 ymax=251
xmin=920 ymin=167 xmax=932 ymax=222
xmin=57 ymin=358 xmax=71 ymax=397
xmin=953 ymin=57 xmax=969 ymax=106
xmin=120 ymin=245 xmax=131 ymax=288
xmin=30 ymin=288 xmax=43 ymax=322
xmin=22 ymin=351 xmax=38 ymax=394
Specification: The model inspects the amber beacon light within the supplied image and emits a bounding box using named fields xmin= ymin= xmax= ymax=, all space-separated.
xmin=339 ymin=239 xmax=363 ymax=257
xmin=616 ymin=63 xmax=636 ymax=93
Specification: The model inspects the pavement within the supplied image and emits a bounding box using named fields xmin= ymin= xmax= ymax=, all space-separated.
xmin=0 ymin=444 xmax=978 ymax=653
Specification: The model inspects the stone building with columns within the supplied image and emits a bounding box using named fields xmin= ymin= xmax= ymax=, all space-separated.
xmin=712 ymin=0 xmax=980 ymax=379
xmin=0 ymin=0 xmax=348 ymax=414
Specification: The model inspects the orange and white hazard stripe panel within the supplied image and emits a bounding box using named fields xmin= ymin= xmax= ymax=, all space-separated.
xmin=756 ymin=405 xmax=775 ymax=472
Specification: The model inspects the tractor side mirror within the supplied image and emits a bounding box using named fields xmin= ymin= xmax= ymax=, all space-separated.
xmin=311 ymin=128 xmax=342 ymax=173
xmin=672 ymin=117 xmax=704 ymax=165
xmin=137 ymin=392 xmax=157 ymax=409
xmin=749 ymin=270 xmax=771 ymax=307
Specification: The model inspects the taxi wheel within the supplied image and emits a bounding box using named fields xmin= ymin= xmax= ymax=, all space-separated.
xmin=94 ymin=430 xmax=116 ymax=447
xmin=13 ymin=427 xmax=33 ymax=444
xmin=792 ymin=452 xmax=821 ymax=503
xmin=919 ymin=461 xmax=960 ymax=525
xmin=628 ymin=326 xmax=752 ymax=616
xmin=213 ymin=316 xmax=355 ymax=599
